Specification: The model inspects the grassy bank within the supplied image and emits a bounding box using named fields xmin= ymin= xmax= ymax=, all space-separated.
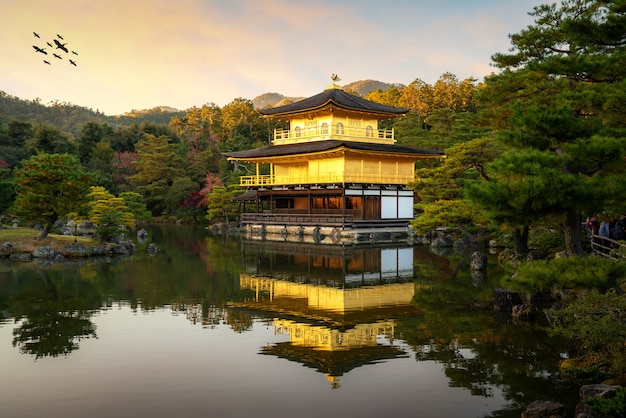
xmin=0 ymin=227 xmax=100 ymax=253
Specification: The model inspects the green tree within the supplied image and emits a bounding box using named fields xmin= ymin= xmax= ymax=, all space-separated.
xmin=85 ymin=186 xmax=138 ymax=241
xmin=0 ymin=120 xmax=32 ymax=168
xmin=365 ymin=85 xmax=403 ymax=107
xmin=220 ymin=98 xmax=268 ymax=152
xmin=0 ymin=166 xmax=15 ymax=214
xmin=27 ymin=123 xmax=77 ymax=156
xmin=11 ymin=153 xmax=93 ymax=239
xmin=128 ymin=134 xmax=185 ymax=215
xmin=410 ymin=138 xmax=496 ymax=239
xmin=206 ymin=185 xmax=241 ymax=223
xmin=399 ymin=78 xmax=433 ymax=121
xmin=165 ymin=176 xmax=201 ymax=218
xmin=78 ymin=121 xmax=113 ymax=165
xmin=119 ymin=191 xmax=152 ymax=222
xmin=475 ymin=0 xmax=626 ymax=256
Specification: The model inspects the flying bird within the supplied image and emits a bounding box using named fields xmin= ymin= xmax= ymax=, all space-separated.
xmin=47 ymin=41 xmax=53 ymax=47
xmin=69 ymin=59 xmax=77 ymax=66
xmin=57 ymin=34 xmax=63 ymax=40
xmin=53 ymin=53 xmax=62 ymax=59
xmin=33 ymin=45 xmax=47 ymax=54
xmin=53 ymin=39 xmax=68 ymax=53
xmin=71 ymin=51 xmax=78 ymax=55
xmin=33 ymin=32 xmax=40 ymax=38
xmin=331 ymin=73 xmax=341 ymax=83
xmin=43 ymin=60 xmax=51 ymax=65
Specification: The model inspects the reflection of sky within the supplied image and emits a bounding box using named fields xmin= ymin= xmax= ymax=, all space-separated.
xmin=2 ymin=0 xmax=544 ymax=115
xmin=0 ymin=304 xmax=507 ymax=418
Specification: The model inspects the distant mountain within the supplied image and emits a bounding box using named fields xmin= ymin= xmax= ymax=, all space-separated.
xmin=251 ymin=79 xmax=402 ymax=109
xmin=343 ymin=79 xmax=399 ymax=96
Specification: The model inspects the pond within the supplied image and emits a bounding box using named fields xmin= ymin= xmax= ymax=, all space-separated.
xmin=0 ymin=225 xmax=580 ymax=418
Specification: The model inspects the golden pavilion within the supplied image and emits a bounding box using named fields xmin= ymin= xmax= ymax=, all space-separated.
xmin=224 ymin=78 xmax=445 ymax=244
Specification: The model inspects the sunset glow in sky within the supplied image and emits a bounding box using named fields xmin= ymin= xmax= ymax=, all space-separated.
xmin=2 ymin=0 xmax=544 ymax=115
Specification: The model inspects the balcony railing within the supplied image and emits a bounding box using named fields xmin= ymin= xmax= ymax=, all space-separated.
xmin=241 ymin=213 xmax=353 ymax=227
xmin=272 ymin=125 xmax=395 ymax=145
xmin=238 ymin=172 xmax=414 ymax=187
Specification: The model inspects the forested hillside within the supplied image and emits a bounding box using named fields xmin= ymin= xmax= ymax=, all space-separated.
xmin=0 ymin=71 xmax=478 ymax=224
xmin=0 ymin=90 xmax=186 ymax=137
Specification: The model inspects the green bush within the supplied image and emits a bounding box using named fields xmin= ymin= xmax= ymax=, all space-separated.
xmin=587 ymin=387 xmax=626 ymax=417
xmin=547 ymin=289 xmax=626 ymax=380
xmin=502 ymin=257 xmax=626 ymax=293
xmin=528 ymin=228 xmax=564 ymax=257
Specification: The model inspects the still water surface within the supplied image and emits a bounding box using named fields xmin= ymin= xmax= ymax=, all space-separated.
xmin=0 ymin=226 xmax=579 ymax=418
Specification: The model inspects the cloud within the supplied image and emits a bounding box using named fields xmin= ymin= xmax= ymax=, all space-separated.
xmin=1 ymin=0 xmax=543 ymax=115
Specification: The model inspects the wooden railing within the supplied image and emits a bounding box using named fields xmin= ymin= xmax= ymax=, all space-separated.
xmin=238 ymin=172 xmax=414 ymax=187
xmin=272 ymin=125 xmax=395 ymax=145
xmin=590 ymin=234 xmax=626 ymax=260
xmin=241 ymin=213 xmax=353 ymax=227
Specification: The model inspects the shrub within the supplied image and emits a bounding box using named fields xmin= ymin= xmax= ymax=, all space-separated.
xmin=586 ymin=387 xmax=626 ymax=417
xmin=502 ymin=257 xmax=626 ymax=293
xmin=547 ymin=289 xmax=626 ymax=380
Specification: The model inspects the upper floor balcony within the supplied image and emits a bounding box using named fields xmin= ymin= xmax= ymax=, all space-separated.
xmin=237 ymin=171 xmax=414 ymax=187
xmin=272 ymin=124 xmax=396 ymax=145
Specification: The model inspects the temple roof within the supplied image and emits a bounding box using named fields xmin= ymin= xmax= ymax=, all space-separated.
xmin=224 ymin=140 xmax=444 ymax=161
xmin=258 ymin=87 xmax=410 ymax=118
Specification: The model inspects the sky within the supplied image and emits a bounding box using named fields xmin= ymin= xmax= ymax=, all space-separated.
xmin=1 ymin=0 xmax=545 ymax=116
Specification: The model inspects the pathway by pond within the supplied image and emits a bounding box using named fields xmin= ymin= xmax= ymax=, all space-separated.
xmin=0 ymin=225 xmax=579 ymax=418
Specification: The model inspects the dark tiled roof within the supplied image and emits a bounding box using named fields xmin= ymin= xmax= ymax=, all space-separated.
xmin=224 ymin=140 xmax=444 ymax=160
xmin=259 ymin=87 xmax=410 ymax=117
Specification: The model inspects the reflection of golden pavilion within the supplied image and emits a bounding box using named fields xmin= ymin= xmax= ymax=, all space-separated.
xmin=233 ymin=242 xmax=419 ymax=388
xmin=240 ymin=274 xmax=415 ymax=319
xmin=273 ymin=318 xmax=395 ymax=351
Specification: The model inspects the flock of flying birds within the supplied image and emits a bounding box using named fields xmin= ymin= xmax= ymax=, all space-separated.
xmin=32 ymin=32 xmax=78 ymax=67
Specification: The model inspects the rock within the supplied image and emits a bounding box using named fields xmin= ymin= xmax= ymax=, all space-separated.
xmin=32 ymin=246 xmax=56 ymax=259
xmin=109 ymin=240 xmax=135 ymax=255
xmin=89 ymin=246 xmax=106 ymax=257
xmin=493 ymin=288 xmax=523 ymax=313
xmin=76 ymin=221 xmax=94 ymax=236
xmin=512 ymin=303 xmax=537 ymax=321
xmin=54 ymin=253 xmax=66 ymax=262
xmin=575 ymin=384 xmax=622 ymax=418
xmin=137 ymin=228 xmax=148 ymax=243
xmin=579 ymin=384 xmax=621 ymax=401
xmin=470 ymin=251 xmax=487 ymax=271
xmin=470 ymin=269 xmax=486 ymax=287
xmin=521 ymin=400 xmax=565 ymax=418
xmin=431 ymin=235 xmax=454 ymax=248
xmin=10 ymin=253 xmax=32 ymax=262
xmin=61 ymin=242 xmax=88 ymax=258
xmin=530 ymin=291 xmax=554 ymax=309
xmin=0 ymin=242 xmax=15 ymax=258
xmin=312 ymin=227 xmax=325 ymax=243
xmin=147 ymin=243 xmax=158 ymax=255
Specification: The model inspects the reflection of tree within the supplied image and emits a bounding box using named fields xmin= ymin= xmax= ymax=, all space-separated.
xmin=225 ymin=309 xmax=253 ymax=333
xmin=397 ymin=276 xmax=580 ymax=418
xmin=13 ymin=313 xmax=96 ymax=358
xmin=9 ymin=270 xmax=98 ymax=359
xmin=171 ymin=303 xmax=252 ymax=332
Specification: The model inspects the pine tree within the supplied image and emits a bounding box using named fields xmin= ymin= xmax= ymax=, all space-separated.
xmin=473 ymin=0 xmax=626 ymax=256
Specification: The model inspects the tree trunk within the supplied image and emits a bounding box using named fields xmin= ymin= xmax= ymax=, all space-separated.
xmin=513 ymin=225 xmax=529 ymax=256
xmin=37 ymin=223 xmax=51 ymax=240
xmin=564 ymin=209 xmax=585 ymax=256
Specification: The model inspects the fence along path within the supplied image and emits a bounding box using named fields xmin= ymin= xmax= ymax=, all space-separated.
xmin=590 ymin=234 xmax=626 ymax=260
